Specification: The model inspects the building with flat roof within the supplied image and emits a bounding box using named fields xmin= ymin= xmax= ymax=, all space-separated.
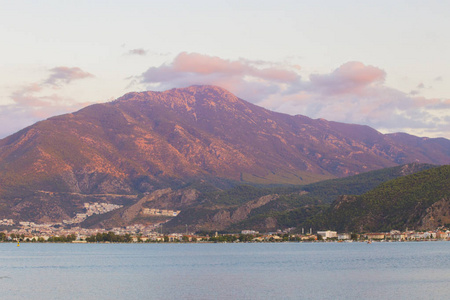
xmin=317 ymin=230 xmax=337 ymax=240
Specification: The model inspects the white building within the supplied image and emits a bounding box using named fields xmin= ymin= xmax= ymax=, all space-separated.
xmin=338 ymin=233 xmax=352 ymax=240
xmin=317 ymin=230 xmax=338 ymax=240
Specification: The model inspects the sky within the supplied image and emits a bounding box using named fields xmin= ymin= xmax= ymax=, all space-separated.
xmin=1 ymin=0 xmax=449 ymax=139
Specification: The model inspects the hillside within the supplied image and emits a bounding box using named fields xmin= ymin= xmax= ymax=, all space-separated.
xmin=0 ymin=85 xmax=449 ymax=223
xmin=303 ymin=165 xmax=450 ymax=232
xmin=164 ymin=163 xmax=437 ymax=232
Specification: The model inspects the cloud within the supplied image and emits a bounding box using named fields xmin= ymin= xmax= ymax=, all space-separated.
xmin=0 ymin=101 xmax=90 ymax=138
xmin=0 ymin=66 xmax=95 ymax=138
xmin=139 ymin=52 xmax=300 ymax=101
xmin=308 ymin=61 xmax=386 ymax=96
xmin=10 ymin=84 xmax=77 ymax=108
xmin=124 ymin=48 xmax=170 ymax=57
xmin=10 ymin=66 xmax=94 ymax=107
xmin=10 ymin=83 xmax=45 ymax=106
xmin=44 ymin=67 xmax=94 ymax=86
xmin=136 ymin=53 xmax=450 ymax=138
xmin=168 ymin=52 xmax=298 ymax=82
xmin=128 ymin=48 xmax=148 ymax=56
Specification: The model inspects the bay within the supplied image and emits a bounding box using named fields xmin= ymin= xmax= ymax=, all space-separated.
xmin=1 ymin=242 xmax=449 ymax=299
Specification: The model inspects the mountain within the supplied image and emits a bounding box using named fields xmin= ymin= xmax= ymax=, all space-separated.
xmin=0 ymin=85 xmax=449 ymax=223
xmin=303 ymin=165 xmax=450 ymax=232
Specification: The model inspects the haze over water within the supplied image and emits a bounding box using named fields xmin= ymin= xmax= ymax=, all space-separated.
xmin=1 ymin=242 xmax=449 ymax=299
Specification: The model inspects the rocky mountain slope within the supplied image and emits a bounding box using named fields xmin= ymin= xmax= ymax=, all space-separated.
xmin=0 ymin=85 xmax=449 ymax=223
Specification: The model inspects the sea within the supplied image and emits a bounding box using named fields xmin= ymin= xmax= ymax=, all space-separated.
xmin=1 ymin=241 xmax=449 ymax=299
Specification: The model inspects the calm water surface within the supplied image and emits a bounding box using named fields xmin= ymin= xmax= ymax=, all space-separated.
xmin=1 ymin=242 xmax=449 ymax=299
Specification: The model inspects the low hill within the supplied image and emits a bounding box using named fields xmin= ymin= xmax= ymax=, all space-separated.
xmin=164 ymin=163 xmax=437 ymax=232
xmin=303 ymin=165 xmax=450 ymax=232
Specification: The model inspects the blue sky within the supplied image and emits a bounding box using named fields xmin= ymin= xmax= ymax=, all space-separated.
xmin=1 ymin=0 xmax=449 ymax=138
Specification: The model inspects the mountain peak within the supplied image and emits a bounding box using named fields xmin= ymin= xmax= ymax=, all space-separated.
xmin=111 ymin=85 xmax=255 ymax=125
xmin=171 ymin=85 xmax=234 ymax=95
xmin=116 ymin=85 xmax=239 ymax=104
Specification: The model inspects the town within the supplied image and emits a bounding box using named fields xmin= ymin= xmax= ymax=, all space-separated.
xmin=1 ymin=217 xmax=449 ymax=243
xmin=1 ymin=201 xmax=449 ymax=243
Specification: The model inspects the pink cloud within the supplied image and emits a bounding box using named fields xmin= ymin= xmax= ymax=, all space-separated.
xmin=1 ymin=66 xmax=96 ymax=138
xmin=11 ymin=83 xmax=88 ymax=110
xmin=309 ymin=61 xmax=386 ymax=95
xmin=10 ymin=66 xmax=94 ymax=107
xmin=140 ymin=52 xmax=301 ymax=102
xmin=173 ymin=52 xmax=298 ymax=82
xmin=10 ymin=83 xmax=48 ymax=106
xmin=172 ymin=52 xmax=244 ymax=74
xmin=142 ymin=52 xmax=299 ymax=84
xmin=135 ymin=53 xmax=450 ymax=138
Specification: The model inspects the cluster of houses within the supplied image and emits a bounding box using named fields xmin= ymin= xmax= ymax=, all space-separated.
xmin=2 ymin=213 xmax=450 ymax=242
xmin=2 ymin=222 xmax=161 ymax=242
xmin=141 ymin=208 xmax=180 ymax=217
xmin=314 ymin=229 xmax=450 ymax=241
xmin=141 ymin=229 xmax=450 ymax=243
xmin=2 ymin=228 xmax=450 ymax=243
xmin=63 ymin=202 xmax=123 ymax=225
xmin=0 ymin=219 xmax=14 ymax=226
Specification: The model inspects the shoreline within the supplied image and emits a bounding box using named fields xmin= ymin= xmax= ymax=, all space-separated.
xmin=5 ymin=239 xmax=449 ymax=245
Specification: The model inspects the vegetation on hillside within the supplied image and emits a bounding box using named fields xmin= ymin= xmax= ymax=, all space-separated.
xmin=166 ymin=163 xmax=439 ymax=232
xmin=303 ymin=165 xmax=450 ymax=232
